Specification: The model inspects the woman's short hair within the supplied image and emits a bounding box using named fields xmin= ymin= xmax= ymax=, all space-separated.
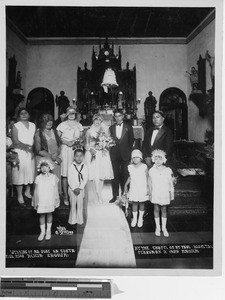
xmin=39 ymin=113 xmax=54 ymax=130
xmin=17 ymin=107 xmax=30 ymax=119
xmin=92 ymin=113 xmax=103 ymax=122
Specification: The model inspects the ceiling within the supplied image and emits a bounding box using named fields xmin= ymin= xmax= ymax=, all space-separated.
xmin=6 ymin=6 xmax=214 ymax=38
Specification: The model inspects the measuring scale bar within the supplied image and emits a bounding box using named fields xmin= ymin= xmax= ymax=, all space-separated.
xmin=0 ymin=278 xmax=112 ymax=298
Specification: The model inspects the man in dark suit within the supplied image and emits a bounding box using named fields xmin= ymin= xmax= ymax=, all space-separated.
xmin=142 ymin=110 xmax=174 ymax=168
xmin=142 ymin=110 xmax=174 ymax=219
xmin=109 ymin=110 xmax=134 ymax=203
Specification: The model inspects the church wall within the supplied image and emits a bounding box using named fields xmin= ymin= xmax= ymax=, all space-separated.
xmin=25 ymin=43 xmax=187 ymax=120
xmin=6 ymin=26 xmax=27 ymax=95
xmin=6 ymin=17 xmax=215 ymax=144
xmin=187 ymin=19 xmax=215 ymax=142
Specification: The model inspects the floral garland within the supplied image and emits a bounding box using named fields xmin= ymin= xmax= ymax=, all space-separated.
xmin=72 ymin=138 xmax=85 ymax=151
xmin=37 ymin=158 xmax=54 ymax=172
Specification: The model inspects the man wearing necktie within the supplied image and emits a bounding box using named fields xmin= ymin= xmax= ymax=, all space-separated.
xmin=109 ymin=110 xmax=134 ymax=203
xmin=142 ymin=110 xmax=174 ymax=168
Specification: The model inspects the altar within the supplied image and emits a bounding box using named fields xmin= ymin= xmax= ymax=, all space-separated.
xmin=76 ymin=38 xmax=138 ymax=123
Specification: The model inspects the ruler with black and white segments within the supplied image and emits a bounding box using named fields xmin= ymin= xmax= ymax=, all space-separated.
xmin=0 ymin=277 xmax=111 ymax=298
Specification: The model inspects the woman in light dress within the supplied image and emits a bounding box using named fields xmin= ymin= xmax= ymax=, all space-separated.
xmin=57 ymin=106 xmax=83 ymax=205
xmin=34 ymin=113 xmax=62 ymax=194
xmin=11 ymin=108 xmax=36 ymax=207
xmin=85 ymin=114 xmax=114 ymax=203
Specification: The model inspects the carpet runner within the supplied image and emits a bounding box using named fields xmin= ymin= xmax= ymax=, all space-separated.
xmin=76 ymin=181 xmax=136 ymax=267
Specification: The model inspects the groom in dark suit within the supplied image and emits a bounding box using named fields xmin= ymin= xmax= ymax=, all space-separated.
xmin=142 ymin=110 xmax=174 ymax=167
xmin=109 ymin=110 xmax=134 ymax=203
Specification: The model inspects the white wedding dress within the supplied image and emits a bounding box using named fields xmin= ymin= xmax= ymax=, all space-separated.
xmin=76 ymin=122 xmax=136 ymax=267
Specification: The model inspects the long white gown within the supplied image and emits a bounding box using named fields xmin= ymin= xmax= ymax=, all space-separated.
xmin=84 ymin=124 xmax=114 ymax=181
xmin=76 ymin=123 xmax=136 ymax=267
xmin=57 ymin=120 xmax=83 ymax=177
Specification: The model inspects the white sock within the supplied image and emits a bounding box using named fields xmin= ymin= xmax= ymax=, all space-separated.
xmin=154 ymin=217 xmax=160 ymax=229
xmin=46 ymin=223 xmax=52 ymax=233
xmin=162 ymin=217 xmax=169 ymax=237
xmin=45 ymin=223 xmax=52 ymax=240
xmin=131 ymin=211 xmax=138 ymax=227
xmin=38 ymin=224 xmax=46 ymax=241
xmin=154 ymin=217 xmax=161 ymax=236
xmin=137 ymin=210 xmax=144 ymax=227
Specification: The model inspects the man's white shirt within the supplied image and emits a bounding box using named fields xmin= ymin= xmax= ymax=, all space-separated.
xmin=151 ymin=125 xmax=163 ymax=146
xmin=116 ymin=123 xmax=123 ymax=139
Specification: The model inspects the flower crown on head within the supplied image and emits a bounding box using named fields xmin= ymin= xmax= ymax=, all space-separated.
xmin=151 ymin=149 xmax=167 ymax=164
xmin=37 ymin=158 xmax=54 ymax=172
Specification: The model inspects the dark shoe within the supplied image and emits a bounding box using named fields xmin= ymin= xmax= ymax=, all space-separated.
xmin=109 ymin=197 xmax=117 ymax=203
xmin=18 ymin=202 xmax=27 ymax=208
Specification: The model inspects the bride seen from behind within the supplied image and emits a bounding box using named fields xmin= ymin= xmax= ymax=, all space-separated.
xmin=84 ymin=114 xmax=114 ymax=203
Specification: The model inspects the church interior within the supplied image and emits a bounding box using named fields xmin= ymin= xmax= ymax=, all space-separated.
xmin=5 ymin=6 xmax=215 ymax=270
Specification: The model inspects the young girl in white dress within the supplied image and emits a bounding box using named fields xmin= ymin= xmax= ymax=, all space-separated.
xmin=124 ymin=149 xmax=149 ymax=228
xmin=57 ymin=106 xmax=83 ymax=205
xmin=85 ymin=114 xmax=114 ymax=203
xmin=32 ymin=159 xmax=60 ymax=241
xmin=149 ymin=149 xmax=174 ymax=237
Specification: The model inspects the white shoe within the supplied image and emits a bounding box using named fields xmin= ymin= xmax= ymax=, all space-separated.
xmin=45 ymin=231 xmax=51 ymax=240
xmin=38 ymin=232 xmax=45 ymax=241
xmin=137 ymin=218 xmax=143 ymax=228
xmin=162 ymin=228 xmax=169 ymax=237
xmin=64 ymin=198 xmax=69 ymax=206
xmin=131 ymin=218 xmax=137 ymax=227
xmin=155 ymin=228 xmax=161 ymax=236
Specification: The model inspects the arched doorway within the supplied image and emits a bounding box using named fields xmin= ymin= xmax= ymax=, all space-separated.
xmin=26 ymin=87 xmax=54 ymax=126
xmin=159 ymin=87 xmax=188 ymax=140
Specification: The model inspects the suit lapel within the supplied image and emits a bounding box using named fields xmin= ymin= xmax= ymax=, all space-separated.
xmin=153 ymin=125 xmax=166 ymax=145
xmin=111 ymin=124 xmax=117 ymax=139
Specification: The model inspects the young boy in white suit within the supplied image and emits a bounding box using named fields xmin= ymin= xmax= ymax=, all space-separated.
xmin=68 ymin=149 xmax=88 ymax=227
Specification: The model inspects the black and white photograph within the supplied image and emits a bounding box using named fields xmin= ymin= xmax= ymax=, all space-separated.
xmin=2 ymin=0 xmax=222 ymax=283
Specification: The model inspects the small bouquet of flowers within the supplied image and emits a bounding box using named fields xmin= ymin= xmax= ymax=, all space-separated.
xmin=6 ymin=147 xmax=20 ymax=169
xmin=115 ymin=194 xmax=129 ymax=217
xmin=91 ymin=132 xmax=116 ymax=161
xmin=72 ymin=138 xmax=85 ymax=151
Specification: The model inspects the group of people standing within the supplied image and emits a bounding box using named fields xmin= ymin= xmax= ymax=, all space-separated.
xmin=6 ymin=106 xmax=175 ymax=240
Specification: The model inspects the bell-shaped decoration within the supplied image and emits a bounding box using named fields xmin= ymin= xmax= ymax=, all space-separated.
xmin=101 ymin=68 xmax=118 ymax=93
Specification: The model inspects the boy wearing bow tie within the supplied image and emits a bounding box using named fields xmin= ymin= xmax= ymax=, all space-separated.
xmin=68 ymin=149 xmax=88 ymax=227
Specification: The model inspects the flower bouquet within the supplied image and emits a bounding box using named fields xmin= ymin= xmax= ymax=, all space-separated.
xmin=6 ymin=147 xmax=20 ymax=169
xmin=115 ymin=194 xmax=129 ymax=217
xmin=91 ymin=132 xmax=116 ymax=161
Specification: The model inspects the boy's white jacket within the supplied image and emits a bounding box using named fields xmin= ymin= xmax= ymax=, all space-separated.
xmin=68 ymin=162 xmax=88 ymax=190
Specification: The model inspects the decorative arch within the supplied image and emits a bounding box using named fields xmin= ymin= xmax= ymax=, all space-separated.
xmin=26 ymin=87 xmax=54 ymax=127
xmin=159 ymin=87 xmax=188 ymax=140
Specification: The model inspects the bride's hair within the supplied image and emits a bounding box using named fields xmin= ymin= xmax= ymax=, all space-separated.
xmin=92 ymin=113 xmax=103 ymax=122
